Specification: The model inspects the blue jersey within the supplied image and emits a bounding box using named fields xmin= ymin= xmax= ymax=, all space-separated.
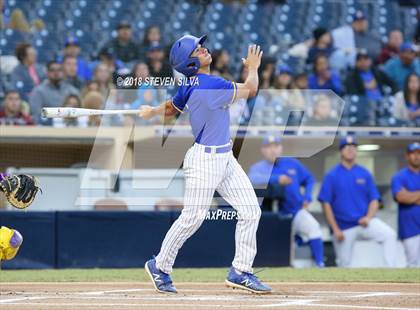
xmin=391 ymin=167 xmax=420 ymax=240
xmin=248 ymin=158 xmax=315 ymax=216
xmin=171 ymin=73 xmax=237 ymax=146
xmin=318 ymin=163 xmax=380 ymax=230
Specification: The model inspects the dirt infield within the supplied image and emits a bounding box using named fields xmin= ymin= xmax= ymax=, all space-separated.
xmin=0 ymin=282 xmax=419 ymax=310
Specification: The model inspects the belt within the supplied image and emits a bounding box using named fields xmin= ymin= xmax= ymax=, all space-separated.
xmin=196 ymin=140 xmax=232 ymax=154
xmin=204 ymin=144 xmax=232 ymax=154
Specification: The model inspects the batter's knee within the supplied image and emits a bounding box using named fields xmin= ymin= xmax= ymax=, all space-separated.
xmin=237 ymin=204 xmax=261 ymax=222
xmin=176 ymin=209 xmax=206 ymax=230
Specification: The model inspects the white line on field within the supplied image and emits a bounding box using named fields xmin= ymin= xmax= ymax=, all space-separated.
xmin=297 ymin=303 xmax=420 ymax=310
xmin=81 ymin=289 xmax=152 ymax=295
xmin=258 ymin=300 xmax=317 ymax=307
xmin=0 ymin=302 xmax=265 ymax=308
xmin=349 ymin=292 xmax=403 ymax=298
xmin=305 ymin=290 xmax=419 ymax=295
xmin=0 ymin=296 xmax=47 ymax=304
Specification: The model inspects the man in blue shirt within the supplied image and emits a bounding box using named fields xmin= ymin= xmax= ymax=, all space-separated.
xmin=391 ymin=142 xmax=420 ymax=267
xmin=345 ymin=49 xmax=396 ymax=100
xmin=384 ymin=43 xmax=420 ymax=90
xmin=139 ymin=35 xmax=271 ymax=294
xmin=58 ymin=37 xmax=92 ymax=81
xmin=318 ymin=136 xmax=397 ymax=267
xmin=248 ymin=137 xmax=324 ymax=267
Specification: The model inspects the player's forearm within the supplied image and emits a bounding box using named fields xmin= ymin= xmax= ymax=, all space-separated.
xmin=244 ymin=66 xmax=259 ymax=97
xmin=322 ymin=203 xmax=341 ymax=232
xmin=366 ymin=200 xmax=379 ymax=219
xmin=153 ymin=100 xmax=177 ymax=117
xmin=396 ymin=190 xmax=420 ymax=205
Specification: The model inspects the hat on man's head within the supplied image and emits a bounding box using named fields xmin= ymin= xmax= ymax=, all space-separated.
xmin=64 ymin=37 xmax=79 ymax=47
xmin=407 ymin=142 xmax=420 ymax=153
xmin=356 ymin=48 xmax=370 ymax=60
xmin=352 ymin=10 xmax=366 ymax=22
xmin=400 ymin=42 xmax=415 ymax=53
xmin=117 ymin=21 xmax=131 ymax=30
xmin=276 ymin=64 xmax=292 ymax=75
xmin=339 ymin=136 xmax=358 ymax=150
xmin=263 ymin=136 xmax=282 ymax=146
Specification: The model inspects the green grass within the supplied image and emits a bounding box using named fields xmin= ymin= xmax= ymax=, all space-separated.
xmin=0 ymin=268 xmax=419 ymax=283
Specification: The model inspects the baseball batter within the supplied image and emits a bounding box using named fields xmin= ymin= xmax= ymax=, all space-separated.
xmin=139 ymin=35 xmax=271 ymax=294
xmin=391 ymin=142 xmax=420 ymax=267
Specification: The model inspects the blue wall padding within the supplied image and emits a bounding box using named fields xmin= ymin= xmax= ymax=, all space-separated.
xmin=0 ymin=211 xmax=291 ymax=269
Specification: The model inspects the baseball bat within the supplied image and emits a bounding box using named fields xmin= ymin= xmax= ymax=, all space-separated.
xmin=42 ymin=107 xmax=140 ymax=118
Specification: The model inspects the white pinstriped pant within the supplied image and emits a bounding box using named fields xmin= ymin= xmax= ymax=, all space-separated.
xmin=155 ymin=142 xmax=261 ymax=274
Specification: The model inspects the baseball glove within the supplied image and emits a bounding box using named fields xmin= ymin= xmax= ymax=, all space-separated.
xmin=0 ymin=174 xmax=41 ymax=209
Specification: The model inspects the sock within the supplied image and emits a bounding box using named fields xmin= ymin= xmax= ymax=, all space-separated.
xmin=308 ymin=238 xmax=325 ymax=267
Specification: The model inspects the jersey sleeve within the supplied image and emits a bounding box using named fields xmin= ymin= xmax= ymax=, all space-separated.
xmin=366 ymin=172 xmax=381 ymax=202
xmin=208 ymin=77 xmax=237 ymax=109
xmin=297 ymin=161 xmax=315 ymax=202
xmin=391 ymin=173 xmax=403 ymax=201
xmin=171 ymin=87 xmax=187 ymax=114
xmin=318 ymin=173 xmax=333 ymax=204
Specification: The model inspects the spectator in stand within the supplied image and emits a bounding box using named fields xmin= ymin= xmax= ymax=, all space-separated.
xmin=305 ymin=94 xmax=338 ymax=126
xmin=96 ymin=47 xmax=126 ymax=85
xmin=62 ymin=55 xmax=84 ymax=90
xmin=92 ymin=63 xmax=115 ymax=101
xmin=378 ymin=30 xmax=404 ymax=65
xmin=331 ymin=10 xmax=382 ymax=62
xmin=130 ymin=62 xmax=159 ymax=109
xmin=141 ymin=25 xmax=162 ymax=59
xmin=81 ymin=81 xmax=100 ymax=99
xmin=59 ymin=37 xmax=92 ymax=81
xmin=29 ymin=61 xmax=79 ymax=123
xmin=10 ymin=43 xmax=45 ymax=101
xmin=272 ymin=64 xmax=305 ymax=110
xmin=294 ymin=73 xmax=308 ymax=90
xmin=98 ymin=21 xmax=139 ymax=64
xmin=146 ymin=43 xmax=173 ymax=78
xmin=82 ymin=91 xmax=104 ymax=127
xmin=258 ymin=57 xmax=276 ymax=89
xmin=384 ymin=43 xmax=420 ymax=90
xmin=0 ymin=90 xmax=33 ymax=125
xmin=308 ymin=54 xmax=343 ymax=95
xmin=307 ymin=27 xmax=335 ymax=64
xmin=393 ymin=73 xmax=420 ymax=124
xmin=345 ymin=49 xmax=396 ymax=101
xmin=1 ymin=0 xmax=44 ymax=33
xmin=210 ymin=49 xmax=234 ymax=80
xmin=52 ymin=94 xmax=87 ymax=128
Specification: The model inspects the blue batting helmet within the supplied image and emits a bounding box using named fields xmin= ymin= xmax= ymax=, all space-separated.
xmin=169 ymin=35 xmax=207 ymax=77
